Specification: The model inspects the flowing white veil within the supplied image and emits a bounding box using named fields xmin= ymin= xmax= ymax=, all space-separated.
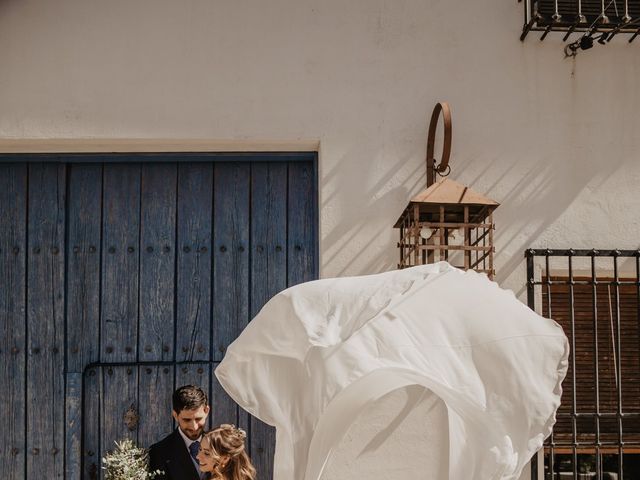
xmin=215 ymin=263 xmax=568 ymax=480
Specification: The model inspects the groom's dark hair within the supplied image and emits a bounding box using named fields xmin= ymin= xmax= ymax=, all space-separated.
xmin=172 ymin=385 xmax=209 ymax=413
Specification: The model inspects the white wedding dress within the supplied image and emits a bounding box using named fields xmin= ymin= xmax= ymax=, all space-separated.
xmin=215 ymin=263 xmax=569 ymax=480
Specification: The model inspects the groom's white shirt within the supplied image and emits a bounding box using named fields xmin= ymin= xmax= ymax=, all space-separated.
xmin=177 ymin=427 xmax=205 ymax=480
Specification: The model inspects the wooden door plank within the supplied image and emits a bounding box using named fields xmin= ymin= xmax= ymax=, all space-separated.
xmin=209 ymin=363 xmax=239 ymax=434
xmin=249 ymin=161 xmax=287 ymax=478
xmin=100 ymin=367 xmax=139 ymax=467
xmin=250 ymin=161 xmax=288 ymax=314
xmin=176 ymin=163 xmax=213 ymax=361
xmin=138 ymin=366 xmax=174 ymax=448
xmin=83 ymin=367 xmax=101 ymax=480
xmin=0 ymin=155 xmax=317 ymax=480
xmin=287 ymin=161 xmax=317 ymax=287
xmin=0 ymin=163 xmax=27 ymax=479
xmin=213 ymin=162 xmax=250 ymax=361
xmin=67 ymin=164 xmax=102 ymax=372
xmin=140 ymin=163 xmax=177 ymax=361
xmin=66 ymin=164 xmax=102 ymax=480
xmin=101 ymin=163 xmax=141 ymax=362
xmin=65 ymin=373 xmax=82 ymax=480
xmin=99 ymin=163 xmax=141 ymax=475
xmin=211 ymin=363 xmax=239 ymax=429
xmin=26 ymin=163 xmax=65 ymax=479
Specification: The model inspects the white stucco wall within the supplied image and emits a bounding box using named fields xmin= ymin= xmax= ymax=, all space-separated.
xmin=322 ymin=386 xmax=450 ymax=480
xmin=2 ymin=0 xmax=639 ymax=478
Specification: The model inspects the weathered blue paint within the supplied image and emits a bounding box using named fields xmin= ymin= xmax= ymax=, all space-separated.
xmin=65 ymin=373 xmax=83 ymax=480
xmin=137 ymin=365 xmax=174 ymax=447
xmin=67 ymin=164 xmax=102 ymax=373
xmin=212 ymin=162 xmax=250 ymax=361
xmin=288 ymin=161 xmax=318 ymax=286
xmin=101 ymin=163 xmax=141 ymax=363
xmin=26 ymin=163 xmax=66 ymax=479
xmin=66 ymin=165 xmax=103 ymax=480
xmin=0 ymin=163 xmax=27 ymax=480
xmin=140 ymin=163 xmax=177 ymax=362
xmin=248 ymin=161 xmax=288 ymax=478
xmin=83 ymin=366 xmax=101 ymax=479
xmin=0 ymin=153 xmax=318 ymax=479
xmin=211 ymin=364 xmax=239 ymax=428
xmin=176 ymin=162 xmax=213 ymax=363
xmin=100 ymin=366 xmax=139 ymax=467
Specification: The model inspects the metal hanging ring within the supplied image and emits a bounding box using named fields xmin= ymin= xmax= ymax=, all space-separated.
xmin=436 ymin=164 xmax=451 ymax=177
xmin=426 ymin=102 xmax=452 ymax=177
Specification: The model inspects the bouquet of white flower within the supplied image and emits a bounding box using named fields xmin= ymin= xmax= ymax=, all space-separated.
xmin=102 ymin=439 xmax=163 ymax=480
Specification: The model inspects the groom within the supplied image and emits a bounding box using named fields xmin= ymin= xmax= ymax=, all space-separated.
xmin=150 ymin=385 xmax=211 ymax=480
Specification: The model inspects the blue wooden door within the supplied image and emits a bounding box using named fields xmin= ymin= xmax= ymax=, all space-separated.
xmin=0 ymin=153 xmax=318 ymax=479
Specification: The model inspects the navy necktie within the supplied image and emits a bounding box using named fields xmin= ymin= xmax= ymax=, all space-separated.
xmin=189 ymin=440 xmax=200 ymax=461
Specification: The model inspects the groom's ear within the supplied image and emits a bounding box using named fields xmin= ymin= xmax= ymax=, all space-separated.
xmin=204 ymin=405 xmax=211 ymax=416
xmin=172 ymin=410 xmax=179 ymax=422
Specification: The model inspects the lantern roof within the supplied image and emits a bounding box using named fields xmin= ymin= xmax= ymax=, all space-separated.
xmin=410 ymin=178 xmax=499 ymax=205
xmin=394 ymin=178 xmax=499 ymax=227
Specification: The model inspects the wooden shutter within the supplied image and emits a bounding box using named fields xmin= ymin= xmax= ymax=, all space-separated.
xmin=543 ymin=277 xmax=640 ymax=451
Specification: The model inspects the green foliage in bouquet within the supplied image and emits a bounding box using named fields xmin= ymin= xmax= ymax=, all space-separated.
xmin=102 ymin=439 xmax=163 ymax=480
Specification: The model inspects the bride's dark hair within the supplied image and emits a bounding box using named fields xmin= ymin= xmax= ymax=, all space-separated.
xmin=202 ymin=424 xmax=256 ymax=480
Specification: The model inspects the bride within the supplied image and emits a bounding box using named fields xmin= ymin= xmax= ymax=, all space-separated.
xmin=196 ymin=424 xmax=256 ymax=480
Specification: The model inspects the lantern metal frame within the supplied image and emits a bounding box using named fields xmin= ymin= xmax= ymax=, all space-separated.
xmin=395 ymin=103 xmax=499 ymax=279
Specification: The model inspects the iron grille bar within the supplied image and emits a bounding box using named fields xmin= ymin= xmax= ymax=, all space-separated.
xmin=527 ymin=251 xmax=535 ymax=307
xmin=555 ymin=413 xmax=640 ymax=417
xmin=569 ymin=255 xmax=578 ymax=480
xmin=527 ymin=248 xmax=640 ymax=257
xmin=529 ymin=280 xmax=640 ymax=286
xmin=614 ymin=255 xmax=624 ymax=478
xmin=545 ymin=253 xmax=556 ymax=479
xmin=592 ymin=252 xmax=602 ymax=480
xmin=525 ymin=248 xmax=640 ymax=479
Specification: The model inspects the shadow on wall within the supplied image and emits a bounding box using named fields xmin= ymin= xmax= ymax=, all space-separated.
xmin=320 ymin=142 xmax=426 ymax=276
xmin=321 ymin=130 xmax=631 ymax=291
xmin=320 ymin=385 xmax=449 ymax=480
xmin=453 ymin=150 xmax=630 ymax=297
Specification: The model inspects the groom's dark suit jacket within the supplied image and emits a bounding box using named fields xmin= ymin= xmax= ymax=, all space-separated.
xmin=149 ymin=429 xmax=201 ymax=480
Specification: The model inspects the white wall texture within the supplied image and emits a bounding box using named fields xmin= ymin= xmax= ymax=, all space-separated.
xmin=2 ymin=0 xmax=639 ymax=478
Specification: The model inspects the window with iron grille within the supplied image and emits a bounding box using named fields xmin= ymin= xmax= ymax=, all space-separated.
xmin=521 ymin=0 xmax=640 ymax=41
xmin=526 ymin=249 xmax=640 ymax=479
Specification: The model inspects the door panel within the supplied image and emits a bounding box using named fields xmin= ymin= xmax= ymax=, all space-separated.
xmin=213 ymin=162 xmax=251 ymax=361
xmin=249 ymin=161 xmax=288 ymax=479
xmin=67 ymin=163 xmax=102 ymax=373
xmin=288 ymin=161 xmax=318 ymax=286
xmin=0 ymin=153 xmax=318 ymax=479
xmin=137 ymin=365 xmax=174 ymax=453
xmin=0 ymin=163 xmax=27 ymax=480
xmin=101 ymin=163 xmax=141 ymax=363
xmin=26 ymin=163 xmax=66 ymax=479
xmin=140 ymin=163 xmax=177 ymax=362
xmin=176 ymin=162 xmax=213 ymax=363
